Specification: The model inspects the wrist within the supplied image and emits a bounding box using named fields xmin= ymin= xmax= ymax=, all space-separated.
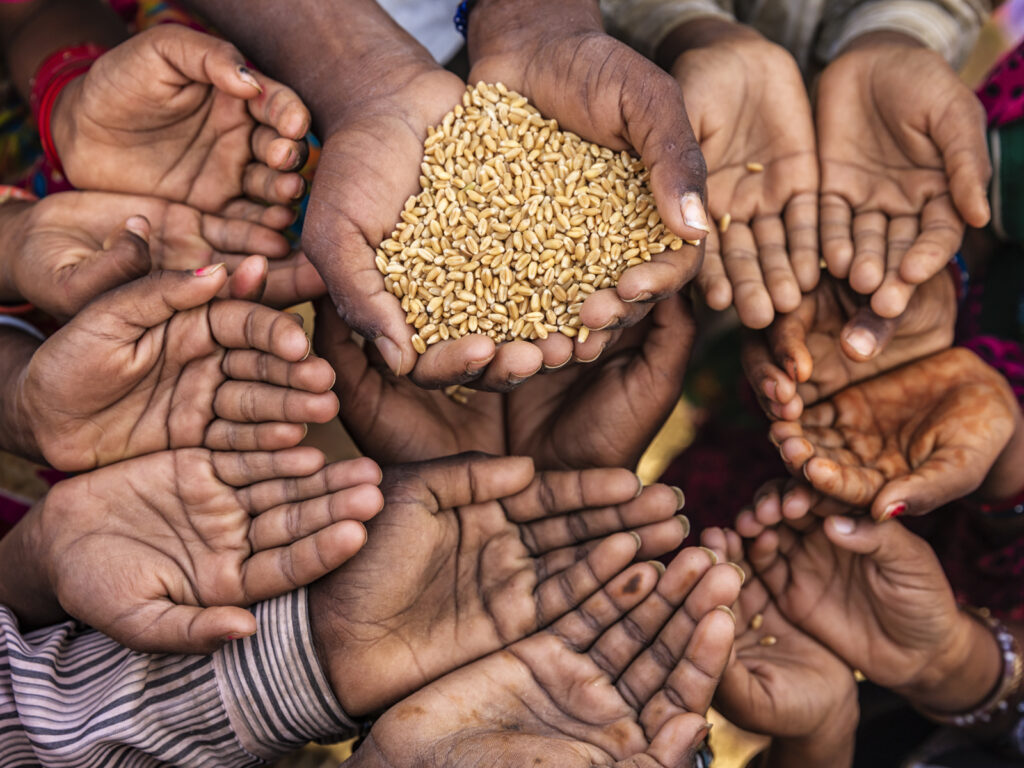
xmin=765 ymin=690 xmax=859 ymax=768
xmin=658 ymin=17 xmax=762 ymax=70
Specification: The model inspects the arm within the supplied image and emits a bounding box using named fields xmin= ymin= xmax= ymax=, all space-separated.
xmin=0 ymin=590 xmax=353 ymax=767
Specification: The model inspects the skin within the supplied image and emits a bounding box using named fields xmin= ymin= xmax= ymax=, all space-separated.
xmin=701 ymin=527 xmax=857 ymax=768
xmin=817 ymin=33 xmax=991 ymax=319
xmin=309 ymin=453 xmax=701 ymax=716
xmin=4 ymin=265 xmax=339 ymax=471
xmin=0 ymin=446 xmax=383 ymax=654
xmin=735 ymin=489 xmax=1004 ymax=716
xmin=467 ymin=0 xmax=709 ymax=356
xmin=0 ymin=193 xmax=293 ymax=319
xmin=742 ymin=270 xmax=955 ymax=420
xmin=770 ymin=347 xmax=1018 ymax=519
xmin=662 ymin=19 xmax=819 ymax=329
xmin=48 ymin=25 xmax=310 ymax=222
xmin=315 ymin=292 xmax=694 ymax=470
xmin=345 ymin=544 xmax=740 ymax=768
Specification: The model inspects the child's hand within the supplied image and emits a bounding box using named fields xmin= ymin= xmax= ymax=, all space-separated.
xmin=702 ymin=527 xmax=858 ymax=768
xmin=17 ymin=264 xmax=339 ymax=471
xmin=52 ymin=25 xmax=309 ymax=221
xmin=1 ymin=192 xmax=297 ymax=319
xmin=817 ymin=35 xmax=990 ymax=318
xmin=28 ymin=447 xmax=382 ymax=653
xmin=667 ymin=21 xmax=819 ymax=328
xmin=768 ymin=347 xmax=1017 ymax=519
xmin=741 ymin=269 xmax=955 ymax=420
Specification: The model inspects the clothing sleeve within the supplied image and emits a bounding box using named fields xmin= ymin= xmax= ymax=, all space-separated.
xmin=599 ymin=0 xmax=735 ymax=61
xmin=816 ymin=0 xmax=992 ymax=69
xmin=0 ymin=589 xmax=355 ymax=767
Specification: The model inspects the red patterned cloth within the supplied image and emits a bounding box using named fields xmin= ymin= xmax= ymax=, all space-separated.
xmin=978 ymin=41 xmax=1024 ymax=128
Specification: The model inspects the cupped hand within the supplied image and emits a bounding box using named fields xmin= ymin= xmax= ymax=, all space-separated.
xmin=769 ymin=347 xmax=1017 ymax=519
xmin=817 ymin=35 xmax=990 ymax=318
xmin=738 ymin=507 xmax=1000 ymax=714
xmin=742 ymin=269 xmax=955 ymax=420
xmin=309 ymin=453 xmax=694 ymax=716
xmin=668 ymin=22 xmax=819 ymax=328
xmin=54 ymin=25 xmax=310 ymax=223
xmin=317 ymin=293 xmax=694 ymax=470
xmin=17 ymin=265 xmax=339 ymax=471
xmin=1 ymin=191 xmax=292 ymax=319
xmin=34 ymin=447 xmax=382 ymax=654
xmin=466 ymin=0 xmax=707 ymax=353
xmin=701 ymin=526 xmax=858 ymax=762
xmin=350 ymin=544 xmax=740 ymax=768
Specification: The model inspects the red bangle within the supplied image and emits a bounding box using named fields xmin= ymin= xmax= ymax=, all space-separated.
xmin=29 ymin=44 xmax=108 ymax=177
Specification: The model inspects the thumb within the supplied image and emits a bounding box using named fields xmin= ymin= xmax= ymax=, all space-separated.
xmin=823 ymin=514 xmax=921 ymax=569
xmin=145 ymin=25 xmax=262 ymax=100
xmin=110 ymin=602 xmax=257 ymax=654
xmin=840 ymin=305 xmax=899 ymax=362
xmin=227 ymin=254 xmax=269 ymax=302
xmin=612 ymin=713 xmax=710 ymax=768
xmin=56 ymin=216 xmax=152 ymax=318
xmin=399 ymin=453 xmax=535 ymax=510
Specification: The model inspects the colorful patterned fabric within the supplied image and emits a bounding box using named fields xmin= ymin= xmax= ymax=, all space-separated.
xmin=978 ymin=40 xmax=1024 ymax=127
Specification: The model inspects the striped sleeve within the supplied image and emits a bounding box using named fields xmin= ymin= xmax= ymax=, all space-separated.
xmin=0 ymin=589 xmax=354 ymax=767
xmin=599 ymin=0 xmax=735 ymax=60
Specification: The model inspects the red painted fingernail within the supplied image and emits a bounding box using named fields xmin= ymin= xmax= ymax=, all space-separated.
xmin=880 ymin=502 xmax=906 ymax=521
xmin=194 ymin=263 xmax=225 ymax=277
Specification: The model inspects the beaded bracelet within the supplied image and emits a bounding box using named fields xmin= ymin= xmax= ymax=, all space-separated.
xmin=29 ymin=44 xmax=108 ymax=176
xmin=454 ymin=0 xmax=480 ymax=37
xmin=947 ymin=251 xmax=970 ymax=304
xmin=917 ymin=606 xmax=1023 ymax=729
xmin=974 ymin=486 xmax=1024 ymax=519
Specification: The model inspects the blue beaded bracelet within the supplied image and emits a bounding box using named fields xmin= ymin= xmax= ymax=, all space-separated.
xmin=454 ymin=0 xmax=480 ymax=37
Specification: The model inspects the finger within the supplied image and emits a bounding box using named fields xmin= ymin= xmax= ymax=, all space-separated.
xmin=804 ymin=456 xmax=885 ymax=508
xmin=870 ymin=446 xmax=992 ymax=521
xmin=533 ymin=333 xmax=575 ymax=372
xmin=615 ymin=241 xmax=702 ymax=303
xmin=406 ymin=453 xmax=535 ymax=509
xmin=722 ymin=222 xmax=773 ymax=329
xmin=895 ymin=195 xmax=964 ymax=287
xmin=573 ymin=327 xmax=616 ymax=363
xmin=203 ymin=420 xmax=309 ymax=452
xmin=504 ymin=468 xmax=644 ymax=523
xmin=145 ymin=26 xmax=264 ymax=100
xmin=535 ymin=531 xmax=645 ymax=628
xmin=839 ymin=305 xmax=899 ymax=362
xmin=197 ymin=211 xmax=291 ymax=260
xmin=208 ymin=301 xmax=313 ymax=360
xmin=848 ymin=211 xmax=888 ymax=295
xmin=248 ymin=484 xmax=383 ymax=551
xmin=212 ymin=381 xmax=338 ymax=424
xmin=56 ymin=215 xmax=152 ymax=318
xmin=868 ymin=215 xmax=918 ymax=319
xmin=219 ymin=199 xmax=297 ymax=230
xmin=778 ymin=435 xmax=815 ymax=470
xmin=221 ymin=349 xmax=337 ymax=392
xmin=241 ymin=163 xmax=306 ymax=206
xmin=784 ymin=191 xmax=821 ymax=292
xmin=211 ymin=446 xmax=326 ymax=486
xmin=407 ymin=334 xmax=496 ymax=388
xmin=823 ymin=514 xmax=941 ymax=570
xmin=251 ymin=126 xmax=308 ymax=172
xmin=245 ymin=72 xmax=311 ymax=140
xmin=227 ymin=253 xmax=269 ymax=302
xmin=931 ymin=92 xmax=991 ymax=227
xmin=241 ymin=519 xmax=369 ymax=601
xmin=471 ymin=340 xmax=544 ymax=391
xmin=820 ymin=193 xmax=854 ymax=278
xmin=237 ymin=456 xmax=382 ymax=513
xmin=579 ymin=288 xmax=652 ymax=335
xmin=261 ymin=251 xmax=328 ymax=307
xmin=631 ymin=712 xmax=712 ymax=768
xmin=753 ymin=216 xmax=801 ymax=314
xmin=107 ymin=602 xmax=257 ymax=654
xmin=740 ymin=338 xmax=799 ymax=415
xmin=695 ymin=230 xmax=732 ymax=310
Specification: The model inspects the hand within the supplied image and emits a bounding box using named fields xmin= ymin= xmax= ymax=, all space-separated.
xmin=742 ymin=270 xmax=955 ymax=420
xmin=736 ymin=494 xmax=1002 ymax=715
xmin=54 ymin=25 xmax=309 ymax=221
xmin=466 ymin=0 xmax=708 ymax=359
xmin=665 ymin=20 xmax=819 ymax=329
xmin=817 ymin=34 xmax=991 ymax=318
xmin=317 ymin=293 xmax=694 ymax=470
xmin=0 ymin=191 xmax=292 ymax=319
xmin=19 ymin=447 xmax=382 ymax=653
xmin=349 ymin=545 xmax=740 ymax=768
xmin=309 ymin=453 xmax=694 ymax=716
xmin=701 ymin=526 xmax=858 ymax=768
xmin=16 ymin=265 xmax=339 ymax=471
xmin=769 ymin=347 xmax=1018 ymax=519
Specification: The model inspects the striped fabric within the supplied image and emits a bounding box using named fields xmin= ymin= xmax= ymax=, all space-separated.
xmin=0 ymin=589 xmax=354 ymax=767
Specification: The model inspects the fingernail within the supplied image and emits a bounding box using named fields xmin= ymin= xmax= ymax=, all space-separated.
xmin=623 ymin=291 xmax=652 ymax=303
xmin=629 ymin=531 xmax=643 ymax=550
xmin=727 ymin=562 xmax=746 ymax=585
xmin=194 ymin=263 xmax=225 ymax=277
xmin=288 ymin=311 xmax=305 ymax=328
xmin=301 ymin=423 xmax=309 ymax=440
xmin=374 ymin=337 xmax=403 ymax=376
xmin=670 ymin=486 xmax=686 ymax=510
xmin=680 ymin=192 xmax=711 ymax=233
xmin=648 ymin=560 xmax=666 ymax=575
xmin=302 ymin=336 xmax=311 ymax=361
xmin=576 ymin=343 xmax=607 ymax=364
xmin=125 ymin=215 xmax=150 ymax=241
xmin=223 ymin=631 xmax=255 ymax=642
xmin=764 ymin=380 xmax=776 ymax=400
xmin=634 ymin=473 xmax=644 ymax=498
xmin=237 ymin=65 xmax=262 ymax=93
xmin=676 ymin=514 xmax=690 ymax=539
xmin=292 ymin=178 xmax=307 ymax=200
xmin=879 ymin=501 xmax=906 ymax=522
xmin=831 ymin=515 xmax=855 ymax=534
xmin=714 ymin=605 xmax=736 ymax=622
xmin=698 ymin=546 xmax=719 ymax=565
xmin=542 ymin=358 xmax=571 ymax=372
xmin=329 ymin=368 xmax=337 ymax=389
xmin=845 ymin=329 xmax=876 ymax=358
